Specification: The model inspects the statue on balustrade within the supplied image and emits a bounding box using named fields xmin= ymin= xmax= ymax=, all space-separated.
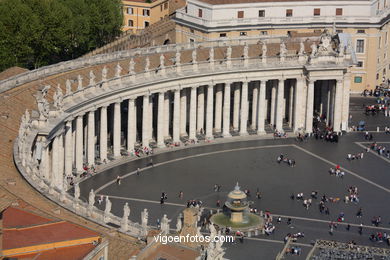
xmin=129 ymin=58 xmax=135 ymax=75
xmin=115 ymin=63 xmax=122 ymax=78
xmin=35 ymin=85 xmax=50 ymax=120
xmin=89 ymin=70 xmax=96 ymax=85
xmin=65 ymin=79 xmax=72 ymax=95
xmin=53 ymin=85 xmax=64 ymax=111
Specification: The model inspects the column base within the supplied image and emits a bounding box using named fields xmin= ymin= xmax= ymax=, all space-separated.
xmin=239 ymin=131 xmax=248 ymax=136
xmin=222 ymin=132 xmax=232 ymax=138
xmin=157 ymin=142 xmax=165 ymax=148
xmin=257 ymin=130 xmax=266 ymax=135
xmin=205 ymin=135 xmax=214 ymax=140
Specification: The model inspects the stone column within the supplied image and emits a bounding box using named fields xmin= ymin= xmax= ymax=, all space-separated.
xmin=51 ymin=136 xmax=59 ymax=185
xmin=293 ymin=78 xmax=304 ymax=132
xmin=305 ymin=80 xmax=315 ymax=133
xmin=275 ymin=79 xmax=284 ymax=132
xmin=333 ymin=79 xmax=343 ymax=132
xmin=189 ymin=86 xmax=197 ymax=140
xmin=42 ymin=145 xmax=50 ymax=179
xmin=127 ymin=98 xmax=136 ymax=151
xmin=223 ymin=82 xmax=232 ymax=137
xmin=87 ymin=110 xmax=95 ymax=165
xmin=173 ymin=88 xmax=181 ymax=143
xmin=288 ymin=85 xmax=294 ymax=128
xmin=206 ymin=84 xmax=214 ymax=139
xmin=257 ymin=80 xmax=266 ymax=134
xmin=142 ymin=95 xmax=150 ymax=147
xmin=157 ymin=92 xmax=165 ymax=147
xmin=328 ymin=80 xmax=335 ymax=126
xmin=163 ymin=93 xmax=170 ymax=138
xmin=270 ymin=83 xmax=276 ymax=126
xmin=341 ymin=74 xmax=351 ymax=131
xmin=180 ymin=89 xmax=187 ymax=136
xmin=240 ymin=80 xmax=249 ymax=136
xmin=57 ymin=134 xmax=64 ymax=188
xmin=100 ymin=106 xmax=108 ymax=162
xmin=197 ymin=86 xmax=204 ymax=133
xmin=148 ymin=95 xmax=153 ymax=141
xmin=251 ymin=84 xmax=258 ymax=129
xmin=75 ymin=115 xmax=84 ymax=172
xmin=233 ymin=84 xmax=240 ymax=131
xmin=214 ymin=85 xmax=223 ymax=132
xmin=113 ymin=102 xmax=121 ymax=157
xmin=326 ymin=83 xmax=331 ymax=126
xmin=64 ymin=120 xmax=73 ymax=176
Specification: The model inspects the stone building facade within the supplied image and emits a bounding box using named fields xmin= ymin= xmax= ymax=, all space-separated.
xmin=173 ymin=0 xmax=390 ymax=93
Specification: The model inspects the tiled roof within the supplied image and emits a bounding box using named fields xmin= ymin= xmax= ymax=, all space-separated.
xmin=0 ymin=67 xmax=29 ymax=81
xmin=3 ymin=221 xmax=100 ymax=250
xmin=145 ymin=244 xmax=200 ymax=260
xmin=3 ymin=207 xmax=53 ymax=228
xmin=16 ymin=243 xmax=95 ymax=260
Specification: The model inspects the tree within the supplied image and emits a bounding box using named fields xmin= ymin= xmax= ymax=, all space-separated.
xmin=0 ymin=0 xmax=123 ymax=72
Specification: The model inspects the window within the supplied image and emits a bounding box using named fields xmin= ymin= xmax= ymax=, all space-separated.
xmin=356 ymin=39 xmax=365 ymax=53
xmin=313 ymin=8 xmax=321 ymax=16
xmin=354 ymin=76 xmax=362 ymax=83
xmin=376 ymin=73 xmax=379 ymax=80
xmin=357 ymin=61 xmax=363 ymax=67
xmin=185 ymin=6 xmax=187 ymax=13
xmin=386 ymin=32 xmax=388 ymax=44
xmin=160 ymin=4 xmax=163 ymax=11
xmin=237 ymin=11 xmax=244 ymax=18
xmin=240 ymin=31 xmax=247 ymax=36
xmin=259 ymin=10 xmax=265 ymax=17
xmin=198 ymin=9 xmax=203 ymax=17
xmin=379 ymin=37 xmax=382 ymax=48
xmin=219 ymin=33 xmax=227 ymax=37
xmin=286 ymin=9 xmax=293 ymax=17
xmin=189 ymin=38 xmax=195 ymax=43
xmin=336 ymin=29 xmax=343 ymax=33
xmin=190 ymin=29 xmax=194 ymax=33
xmin=144 ymin=21 xmax=149 ymax=27
xmin=128 ymin=20 xmax=133 ymax=27
xmin=384 ymin=68 xmax=386 ymax=75
xmin=357 ymin=29 xmax=365 ymax=34
xmin=143 ymin=9 xmax=150 ymax=16
xmin=336 ymin=8 xmax=343 ymax=16
xmin=127 ymin=7 xmax=133 ymax=14
xmin=261 ymin=31 xmax=268 ymax=35
xmin=164 ymin=2 xmax=168 ymax=9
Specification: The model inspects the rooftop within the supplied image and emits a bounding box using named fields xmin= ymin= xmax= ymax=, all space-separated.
xmin=196 ymin=0 xmax=368 ymax=4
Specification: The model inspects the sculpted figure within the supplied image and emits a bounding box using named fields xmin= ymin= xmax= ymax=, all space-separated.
xmin=129 ymin=58 xmax=135 ymax=75
xmin=89 ymin=70 xmax=96 ymax=85
xmin=115 ymin=63 xmax=122 ymax=77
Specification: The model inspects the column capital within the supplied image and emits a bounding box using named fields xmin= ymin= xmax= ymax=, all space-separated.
xmin=74 ymin=113 xmax=85 ymax=118
xmin=126 ymin=95 xmax=137 ymax=101
xmin=65 ymin=118 xmax=74 ymax=124
xmin=191 ymin=85 xmax=198 ymax=90
xmin=224 ymin=81 xmax=233 ymax=86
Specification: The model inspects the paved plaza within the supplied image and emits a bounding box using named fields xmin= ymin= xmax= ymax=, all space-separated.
xmin=78 ymin=97 xmax=390 ymax=259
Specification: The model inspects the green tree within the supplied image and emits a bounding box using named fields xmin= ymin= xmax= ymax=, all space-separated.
xmin=0 ymin=0 xmax=123 ymax=72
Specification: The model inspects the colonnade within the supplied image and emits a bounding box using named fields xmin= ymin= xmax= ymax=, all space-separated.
xmin=40 ymin=77 xmax=346 ymax=188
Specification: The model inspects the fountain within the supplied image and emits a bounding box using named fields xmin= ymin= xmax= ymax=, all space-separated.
xmin=210 ymin=183 xmax=264 ymax=233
